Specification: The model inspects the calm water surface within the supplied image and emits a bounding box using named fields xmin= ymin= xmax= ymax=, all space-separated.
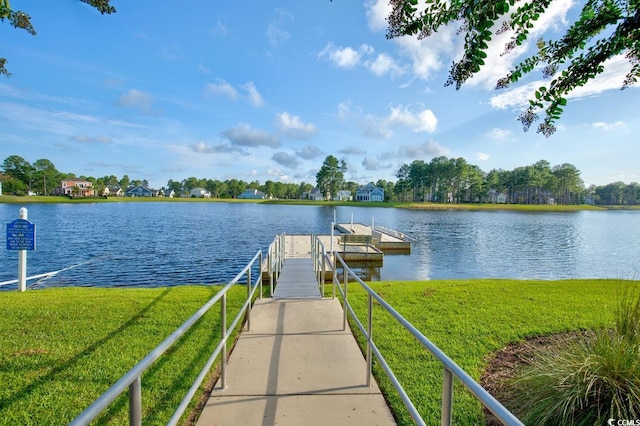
xmin=1 ymin=202 xmax=639 ymax=289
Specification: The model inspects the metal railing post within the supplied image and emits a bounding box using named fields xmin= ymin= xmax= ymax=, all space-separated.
xmin=220 ymin=294 xmax=227 ymax=389
xmin=321 ymin=250 xmax=326 ymax=297
xmin=342 ymin=268 xmax=348 ymax=331
xmin=129 ymin=376 xmax=142 ymax=426
xmin=246 ymin=267 xmax=251 ymax=331
xmin=259 ymin=252 xmax=263 ymax=299
xmin=366 ymin=293 xmax=373 ymax=387
xmin=442 ymin=368 xmax=453 ymax=426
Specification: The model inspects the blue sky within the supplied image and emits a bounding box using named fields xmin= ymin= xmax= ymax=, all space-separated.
xmin=1 ymin=0 xmax=638 ymax=189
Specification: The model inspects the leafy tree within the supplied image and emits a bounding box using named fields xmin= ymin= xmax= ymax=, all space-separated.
xmin=119 ymin=174 xmax=130 ymax=190
xmin=298 ymin=182 xmax=313 ymax=198
xmin=553 ymin=163 xmax=583 ymax=204
xmin=0 ymin=173 xmax=27 ymax=195
xmin=2 ymin=155 xmax=32 ymax=189
xmin=316 ymin=155 xmax=347 ymax=201
xmin=166 ymin=179 xmax=182 ymax=195
xmin=387 ymin=0 xmax=640 ymax=136
xmin=32 ymin=158 xmax=59 ymax=196
xmin=1 ymin=0 xmax=116 ymax=76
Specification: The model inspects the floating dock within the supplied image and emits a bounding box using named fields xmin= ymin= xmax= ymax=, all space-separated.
xmin=262 ymin=224 xmax=412 ymax=283
xmin=286 ymin=234 xmax=383 ymax=263
xmin=335 ymin=223 xmax=412 ymax=253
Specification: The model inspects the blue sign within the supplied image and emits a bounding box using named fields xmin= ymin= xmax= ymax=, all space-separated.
xmin=6 ymin=219 xmax=36 ymax=251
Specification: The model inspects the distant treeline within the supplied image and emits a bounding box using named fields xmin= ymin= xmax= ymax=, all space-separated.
xmin=1 ymin=154 xmax=639 ymax=205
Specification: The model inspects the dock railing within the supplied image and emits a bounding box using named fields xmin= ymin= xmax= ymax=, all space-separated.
xmin=69 ymin=249 xmax=267 ymax=426
xmin=266 ymin=233 xmax=286 ymax=296
xmin=329 ymin=246 xmax=523 ymax=426
xmin=311 ymin=234 xmax=334 ymax=297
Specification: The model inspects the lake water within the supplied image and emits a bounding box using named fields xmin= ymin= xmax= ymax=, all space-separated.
xmin=1 ymin=202 xmax=639 ymax=290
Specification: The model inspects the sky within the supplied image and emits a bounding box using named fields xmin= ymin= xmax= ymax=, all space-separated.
xmin=1 ymin=0 xmax=638 ymax=189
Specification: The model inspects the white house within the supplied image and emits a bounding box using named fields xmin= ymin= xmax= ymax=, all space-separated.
xmin=307 ymin=187 xmax=325 ymax=201
xmin=189 ymin=187 xmax=211 ymax=198
xmin=356 ymin=183 xmax=384 ymax=202
xmin=160 ymin=188 xmax=175 ymax=198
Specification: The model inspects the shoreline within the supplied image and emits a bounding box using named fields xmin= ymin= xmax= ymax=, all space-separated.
xmin=0 ymin=194 xmax=628 ymax=212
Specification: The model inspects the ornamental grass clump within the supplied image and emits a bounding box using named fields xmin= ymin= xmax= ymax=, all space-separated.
xmin=509 ymin=289 xmax=640 ymax=425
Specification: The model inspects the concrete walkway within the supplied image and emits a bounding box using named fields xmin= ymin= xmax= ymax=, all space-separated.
xmin=196 ymin=297 xmax=396 ymax=425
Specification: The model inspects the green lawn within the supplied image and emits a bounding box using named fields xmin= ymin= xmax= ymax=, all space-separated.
xmin=338 ymin=279 xmax=631 ymax=425
xmin=0 ymin=279 xmax=632 ymax=425
xmin=0 ymin=286 xmax=249 ymax=425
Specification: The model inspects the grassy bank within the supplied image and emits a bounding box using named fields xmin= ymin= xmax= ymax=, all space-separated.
xmin=0 ymin=286 xmax=249 ymax=425
xmin=341 ymin=279 xmax=631 ymax=425
xmin=1 ymin=279 xmax=632 ymax=425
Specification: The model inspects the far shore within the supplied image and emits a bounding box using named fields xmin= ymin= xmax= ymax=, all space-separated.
xmin=0 ymin=194 xmax=634 ymax=212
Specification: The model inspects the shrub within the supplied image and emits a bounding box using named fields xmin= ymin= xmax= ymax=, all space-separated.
xmin=509 ymin=289 xmax=640 ymax=425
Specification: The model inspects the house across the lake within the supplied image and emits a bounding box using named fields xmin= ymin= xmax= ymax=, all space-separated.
xmin=52 ymin=179 xmax=95 ymax=197
xmin=356 ymin=183 xmax=384 ymax=202
xmin=189 ymin=187 xmax=211 ymax=198
xmin=159 ymin=188 xmax=175 ymax=198
xmin=126 ymin=185 xmax=158 ymax=197
xmin=238 ymin=188 xmax=267 ymax=199
xmin=103 ymin=186 xmax=123 ymax=197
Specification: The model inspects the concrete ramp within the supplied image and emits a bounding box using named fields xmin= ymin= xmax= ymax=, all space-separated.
xmin=197 ymin=298 xmax=396 ymax=425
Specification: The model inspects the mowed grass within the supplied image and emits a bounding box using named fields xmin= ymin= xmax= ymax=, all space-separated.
xmin=0 ymin=279 xmax=632 ymax=425
xmin=338 ymin=279 xmax=632 ymax=425
xmin=0 ymin=286 xmax=249 ymax=425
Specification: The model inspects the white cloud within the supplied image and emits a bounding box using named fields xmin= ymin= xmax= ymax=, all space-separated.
xmin=72 ymin=135 xmax=113 ymax=144
xmin=189 ymin=141 xmax=244 ymax=154
xmin=319 ymin=43 xmax=373 ymax=69
xmin=485 ymin=128 xmax=514 ymax=142
xmin=267 ymin=8 xmax=294 ymax=47
xmin=386 ymin=105 xmax=438 ymax=133
xmin=205 ymin=80 xmax=265 ymax=107
xmin=570 ymin=55 xmax=636 ymax=99
xmin=397 ymin=140 xmax=450 ymax=159
xmin=592 ymin=121 xmax=625 ymax=131
xmin=223 ymin=123 xmax=280 ymax=148
xmin=366 ymin=53 xmax=405 ymax=77
xmin=276 ymin=112 xmax=316 ymax=139
xmin=490 ymin=55 xmax=636 ymax=111
xmin=467 ymin=1 xmax=574 ymax=89
xmin=476 ymin=152 xmax=491 ymax=161
xmin=242 ymin=82 xmax=265 ymax=107
xmin=395 ymin=32 xmax=455 ymax=80
xmin=117 ymin=89 xmax=154 ymax=113
xmin=339 ymin=145 xmax=367 ymax=156
xmin=205 ymin=79 xmax=239 ymax=100
xmin=365 ymin=0 xmax=390 ymax=32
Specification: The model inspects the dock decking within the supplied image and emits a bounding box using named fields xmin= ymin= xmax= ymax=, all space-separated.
xmin=197 ymin=238 xmax=395 ymax=426
xmin=335 ymin=223 xmax=411 ymax=253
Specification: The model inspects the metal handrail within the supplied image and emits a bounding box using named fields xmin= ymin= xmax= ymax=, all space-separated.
xmin=266 ymin=233 xmax=286 ymax=296
xmin=69 ymin=247 xmax=276 ymax=426
xmin=329 ymin=247 xmax=523 ymax=426
xmin=311 ymin=235 xmax=337 ymax=298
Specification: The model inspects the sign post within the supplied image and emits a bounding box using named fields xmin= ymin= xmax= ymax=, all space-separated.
xmin=6 ymin=207 xmax=36 ymax=292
